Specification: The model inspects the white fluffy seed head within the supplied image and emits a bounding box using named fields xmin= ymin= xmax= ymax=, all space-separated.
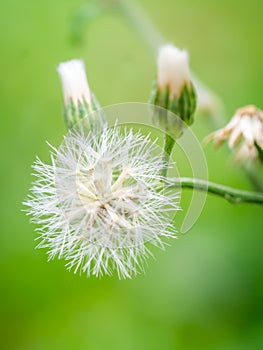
xmin=157 ymin=44 xmax=191 ymax=97
xmin=24 ymin=126 xmax=179 ymax=279
xmin=57 ymin=59 xmax=92 ymax=107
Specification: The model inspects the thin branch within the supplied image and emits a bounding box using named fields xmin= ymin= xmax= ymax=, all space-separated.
xmin=170 ymin=177 xmax=263 ymax=205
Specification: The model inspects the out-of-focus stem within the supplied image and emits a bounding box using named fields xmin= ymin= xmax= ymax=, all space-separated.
xmin=117 ymin=0 xmax=164 ymax=54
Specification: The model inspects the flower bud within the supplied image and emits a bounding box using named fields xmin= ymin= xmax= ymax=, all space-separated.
xmin=57 ymin=59 xmax=103 ymax=129
xmin=150 ymin=44 xmax=197 ymax=138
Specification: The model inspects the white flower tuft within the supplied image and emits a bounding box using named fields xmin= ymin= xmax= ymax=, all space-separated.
xmin=157 ymin=44 xmax=191 ymax=97
xmin=207 ymin=105 xmax=263 ymax=161
xmin=24 ymin=126 xmax=179 ymax=279
xmin=57 ymin=59 xmax=92 ymax=107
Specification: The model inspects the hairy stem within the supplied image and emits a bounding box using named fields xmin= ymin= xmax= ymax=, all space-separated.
xmin=170 ymin=177 xmax=263 ymax=204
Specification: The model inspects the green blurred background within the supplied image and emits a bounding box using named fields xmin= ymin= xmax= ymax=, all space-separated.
xmin=1 ymin=0 xmax=263 ymax=349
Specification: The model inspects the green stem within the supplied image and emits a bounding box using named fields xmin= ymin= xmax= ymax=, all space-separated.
xmin=117 ymin=0 xmax=164 ymax=54
xmin=242 ymin=165 xmax=263 ymax=193
xmin=162 ymin=133 xmax=175 ymax=177
xmin=170 ymin=177 xmax=263 ymax=204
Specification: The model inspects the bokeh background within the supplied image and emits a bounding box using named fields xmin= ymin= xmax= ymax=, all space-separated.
xmin=1 ymin=0 xmax=263 ymax=349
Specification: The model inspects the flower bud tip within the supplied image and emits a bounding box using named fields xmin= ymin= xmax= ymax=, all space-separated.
xmin=157 ymin=44 xmax=191 ymax=97
xmin=57 ymin=59 xmax=92 ymax=107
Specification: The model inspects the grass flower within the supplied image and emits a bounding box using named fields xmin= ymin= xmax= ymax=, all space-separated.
xmin=207 ymin=105 xmax=263 ymax=161
xmin=24 ymin=125 xmax=179 ymax=279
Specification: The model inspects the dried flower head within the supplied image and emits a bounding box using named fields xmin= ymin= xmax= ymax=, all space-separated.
xmin=207 ymin=105 xmax=263 ymax=160
xmin=24 ymin=125 xmax=179 ymax=278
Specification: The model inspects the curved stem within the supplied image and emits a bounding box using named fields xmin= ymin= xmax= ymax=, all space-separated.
xmin=117 ymin=0 xmax=164 ymax=54
xmin=169 ymin=177 xmax=263 ymax=205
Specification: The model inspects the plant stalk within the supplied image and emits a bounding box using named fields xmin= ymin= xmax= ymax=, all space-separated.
xmin=170 ymin=177 xmax=263 ymax=205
